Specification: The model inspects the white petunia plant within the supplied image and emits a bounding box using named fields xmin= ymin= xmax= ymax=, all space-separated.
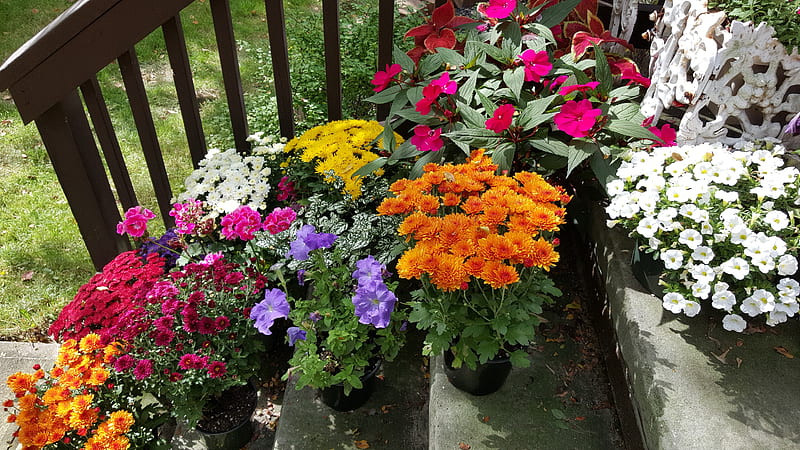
xmin=176 ymin=133 xmax=286 ymax=216
xmin=606 ymin=140 xmax=800 ymax=332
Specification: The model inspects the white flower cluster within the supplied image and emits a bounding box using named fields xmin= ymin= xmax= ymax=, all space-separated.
xmin=177 ymin=132 xmax=284 ymax=216
xmin=606 ymin=141 xmax=800 ymax=332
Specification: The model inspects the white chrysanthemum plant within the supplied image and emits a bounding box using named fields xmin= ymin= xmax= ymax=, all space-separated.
xmin=606 ymin=140 xmax=800 ymax=332
xmin=176 ymin=133 xmax=286 ymax=217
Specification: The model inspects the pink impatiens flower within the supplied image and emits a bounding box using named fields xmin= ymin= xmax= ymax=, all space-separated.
xmin=648 ymin=123 xmax=677 ymax=147
xmin=430 ymin=72 xmax=457 ymax=95
xmin=371 ymin=64 xmax=402 ymax=92
xmin=220 ymin=205 xmax=262 ymax=240
xmin=558 ymin=81 xmax=600 ymax=96
xmin=553 ymin=99 xmax=602 ymax=138
xmin=410 ymin=125 xmax=444 ymax=152
xmin=484 ymin=0 xmax=516 ymax=19
xmin=485 ymin=104 xmax=516 ymax=133
xmin=116 ymin=206 xmax=156 ymax=238
xmin=518 ymin=49 xmax=552 ymax=82
xmin=262 ymin=206 xmax=297 ymax=235
xmin=416 ymin=72 xmax=457 ymax=115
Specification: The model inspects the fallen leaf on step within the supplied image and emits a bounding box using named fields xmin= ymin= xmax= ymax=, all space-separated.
xmin=380 ymin=404 xmax=394 ymax=414
xmin=774 ymin=346 xmax=794 ymax=359
xmin=354 ymin=440 xmax=370 ymax=449
xmin=736 ymin=358 xmax=743 ymax=368
xmin=481 ymin=416 xmax=490 ymax=423
xmin=711 ymin=347 xmax=730 ymax=364
xmin=458 ymin=443 xmax=471 ymax=450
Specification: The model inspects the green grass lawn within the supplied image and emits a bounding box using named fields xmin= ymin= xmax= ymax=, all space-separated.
xmin=0 ymin=0 xmax=423 ymax=339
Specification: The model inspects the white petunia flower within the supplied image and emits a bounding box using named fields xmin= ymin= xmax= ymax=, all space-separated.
xmin=722 ymin=314 xmax=747 ymax=332
xmin=777 ymin=278 xmax=800 ymax=296
xmin=660 ymin=250 xmax=684 ymax=270
xmin=721 ymin=257 xmax=750 ymax=280
xmin=691 ymin=246 xmax=714 ymax=264
xmin=691 ymin=282 xmax=711 ymax=299
xmin=689 ymin=264 xmax=715 ymax=283
xmin=606 ymin=179 xmax=625 ymax=196
xmin=714 ymin=190 xmax=739 ymax=203
xmin=751 ymin=254 xmax=775 ymax=274
xmin=678 ymin=229 xmax=703 ymax=249
xmin=662 ymin=292 xmax=686 ymax=314
xmin=740 ymin=295 xmax=763 ymax=317
xmin=752 ymin=289 xmax=776 ymax=313
xmin=711 ymin=290 xmax=736 ymax=311
xmin=683 ymin=301 xmax=701 ymax=317
xmin=766 ymin=310 xmax=788 ymax=326
xmin=636 ymin=218 xmax=660 ymax=238
xmin=729 ymin=225 xmax=752 ymax=245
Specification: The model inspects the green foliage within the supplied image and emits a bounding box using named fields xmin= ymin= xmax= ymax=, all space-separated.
xmin=709 ymin=0 xmax=800 ymax=51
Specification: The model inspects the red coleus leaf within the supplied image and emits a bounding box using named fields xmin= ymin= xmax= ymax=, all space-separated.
xmin=571 ymin=30 xmax=632 ymax=59
xmin=424 ymin=28 xmax=457 ymax=52
xmin=405 ymin=23 xmax=436 ymax=38
xmin=562 ymin=21 xmax=590 ymax=40
xmin=584 ymin=10 xmax=607 ymax=36
xmin=431 ymin=0 xmax=456 ymax=28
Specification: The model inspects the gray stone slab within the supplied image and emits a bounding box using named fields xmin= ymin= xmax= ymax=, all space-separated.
xmin=273 ymin=333 xmax=428 ymax=450
xmin=589 ymin=203 xmax=800 ymax=449
xmin=0 ymin=341 xmax=59 ymax=448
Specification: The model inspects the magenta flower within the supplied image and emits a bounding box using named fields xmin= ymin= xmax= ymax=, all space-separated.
xmin=113 ymin=354 xmax=136 ymax=372
xmin=410 ymin=125 xmax=444 ymax=152
xmin=214 ymin=316 xmax=231 ymax=331
xmin=485 ymin=104 xmax=516 ymax=133
xmin=518 ymin=49 xmax=552 ymax=83
xmin=251 ymin=288 xmax=290 ymax=335
xmin=133 ymin=359 xmax=154 ymax=380
xmin=169 ymin=199 xmax=204 ymax=235
xmin=558 ymin=81 xmax=600 ymax=96
xmin=206 ymin=361 xmax=227 ymax=379
xmin=276 ymin=176 xmax=297 ymax=202
xmin=484 ymin=0 xmax=516 ymax=19
xmin=371 ymin=63 xmax=402 ymax=92
xmin=263 ymin=206 xmax=297 ymax=234
xmin=648 ymin=123 xmax=677 ymax=147
xmin=430 ymin=72 xmax=457 ymax=95
xmin=178 ymin=353 xmax=209 ymax=370
xmin=116 ymin=206 xmax=156 ymax=238
xmin=553 ymin=99 xmax=602 ymax=138
xmin=220 ymin=205 xmax=262 ymax=240
xmin=200 ymin=252 xmax=224 ymax=266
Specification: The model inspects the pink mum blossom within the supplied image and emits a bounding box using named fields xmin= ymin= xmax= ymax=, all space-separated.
xmin=553 ymin=99 xmax=602 ymax=138
xmin=518 ymin=49 xmax=551 ymax=82
xmin=485 ymin=104 xmax=516 ymax=133
xmin=371 ymin=64 xmax=402 ymax=92
xmin=484 ymin=0 xmax=516 ymax=19
xmin=220 ymin=205 xmax=262 ymax=240
xmin=263 ymin=206 xmax=297 ymax=234
xmin=410 ymin=125 xmax=444 ymax=152
xmin=116 ymin=206 xmax=156 ymax=238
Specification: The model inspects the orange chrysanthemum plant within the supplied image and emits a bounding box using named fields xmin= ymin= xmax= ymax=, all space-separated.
xmin=3 ymin=334 xmax=160 ymax=449
xmin=377 ymin=149 xmax=569 ymax=369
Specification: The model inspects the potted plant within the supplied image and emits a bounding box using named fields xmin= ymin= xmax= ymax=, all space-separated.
xmin=605 ymin=140 xmax=800 ymax=331
xmin=4 ymin=334 xmax=168 ymax=449
xmin=377 ymin=149 xmax=567 ymax=394
xmin=253 ymin=223 xmax=407 ymax=411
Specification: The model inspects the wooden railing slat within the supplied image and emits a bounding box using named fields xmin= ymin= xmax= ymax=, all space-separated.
xmin=118 ymin=49 xmax=175 ymax=228
xmin=376 ymin=0 xmax=395 ymax=122
xmin=322 ymin=0 xmax=342 ymax=121
xmin=35 ymin=91 xmax=131 ymax=270
xmin=79 ymin=76 xmax=139 ymax=211
xmin=264 ymin=0 xmax=295 ymax=139
xmin=163 ymin=14 xmax=207 ymax=168
xmin=210 ymin=0 xmax=250 ymax=152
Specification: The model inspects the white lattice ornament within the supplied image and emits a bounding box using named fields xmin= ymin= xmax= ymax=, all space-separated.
xmin=641 ymin=0 xmax=800 ymax=146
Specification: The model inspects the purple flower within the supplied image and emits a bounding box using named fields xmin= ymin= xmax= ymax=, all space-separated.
xmin=297 ymin=269 xmax=306 ymax=286
xmin=785 ymin=112 xmax=800 ymax=136
xmin=287 ymin=327 xmax=307 ymax=346
xmin=351 ymin=280 xmax=397 ymax=329
xmin=251 ymin=288 xmax=290 ymax=335
xmin=352 ymin=256 xmax=385 ymax=284
xmin=113 ymin=354 xmax=136 ymax=373
xmin=309 ymin=311 xmax=322 ymax=322
xmin=286 ymin=225 xmax=337 ymax=261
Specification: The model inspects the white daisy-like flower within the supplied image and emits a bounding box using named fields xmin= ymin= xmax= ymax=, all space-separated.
xmin=722 ymin=314 xmax=747 ymax=332
xmin=662 ymin=292 xmax=686 ymax=314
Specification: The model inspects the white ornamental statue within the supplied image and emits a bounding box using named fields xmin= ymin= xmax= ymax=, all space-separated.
xmin=640 ymin=0 xmax=800 ymax=148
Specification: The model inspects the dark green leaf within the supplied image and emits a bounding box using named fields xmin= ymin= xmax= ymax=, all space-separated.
xmin=609 ymin=85 xmax=644 ymax=101
xmin=509 ymin=349 xmax=531 ymax=367
xmin=476 ymin=41 xmax=509 ymax=64
xmin=353 ymin=157 xmax=388 ymax=178
xmin=589 ymin=152 xmax=621 ymax=194
xmin=393 ymin=44 xmax=415 ymax=73
xmin=592 ymin=44 xmax=613 ymax=93
xmin=365 ymin=85 xmax=402 ymax=104
xmin=550 ymin=408 xmax=567 ymax=420
xmin=538 ymin=0 xmax=582 ymax=28
xmin=567 ymin=140 xmax=597 ymax=175
xmin=492 ymin=142 xmax=516 ymax=173
xmin=530 ymin=138 xmax=571 ymax=157
xmin=419 ymin=52 xmax=444 ymax=77
xmin=517 ymin=95 xmax=556 ymax=130
xmin=456 ymin=100 xmax=485 ymax=128
xmin=476 ymin=90 xmax=495 ymax=114
xmin=388 ymin=140 xmax=419 ymax=161
xmin=605 ymin=119 xmax=659 ymax=141
xmin=434 ymin=47 xmax=466 ymax=66
xmin=477 ymin=340 xmax=501 ymax=363
xmin=503 ymin=66 xmax=525 ymax=102
xmin=609 ymin=102 xmax=645 ymax=123
xmin=456 ymin=70 xmax=479 ymax=105
xmin=410 ymin=150 xmax=444 ymax=178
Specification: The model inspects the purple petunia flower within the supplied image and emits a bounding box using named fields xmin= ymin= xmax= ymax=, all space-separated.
xmin=785 ymin=112 xmax=800 ymax=136
xmin=309 ymin=311 xmax=322 ymax=322
xmin=286 ymin=225 xmax=337 ymax=261
xmin=351 ymin=255 xmax=385 ymax=284
xmin=251 ymin=288 xmax=290 ymax=335
xmin=287 ymin=326 xmax=307 ymax=346
xmin=297 ymin=269 xmax=306 ymax=286
xmin=351 ymin=280 xmax=397 ymax=329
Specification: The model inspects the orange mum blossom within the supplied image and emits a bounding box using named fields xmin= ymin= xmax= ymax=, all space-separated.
xmin=379 ymin=149 xmax=567 ymax=370
xmin=3 ymin=334 xmax=140 ymax=449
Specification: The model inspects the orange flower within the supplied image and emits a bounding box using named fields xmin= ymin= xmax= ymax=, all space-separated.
xmin=481 ymin=261 xmax=520 ymax=288
xmin=527 ymin=238 xmax=560 ymax=270
xmin=106 ymin=410 xmax=135 ymax=434
xmin=415 ymin=194 xmax=440 ymax=215
xmin=477 ymin=234 xmax=516 ymax=261
xmin=450 ymin=239 xmax=477 ymax=259
xmin=396 ymin=246 xmax=428 ymax=279
xmin=86 ymin=367 xmax=109 ymax=386
xmin=377 ymin=196 xmax=414 ymax=215
xmin=397 ymin=212 xmax=428 ymax=237
xmin=430 ymin=254 xmax=469 ymax=291
xmin=463 ymin=256 xmax=486 ymax=277
xmin=442 ymin=192 xmax=461 ymax=207
xmin=42 ymin=386 xmax=71 ymax=405
xmin=479 ymin=205 xmax=509 ymax=227
xmin=438 ymin=213 xmax=474 ymax=247
xmin=460 ymin=196 xmax=483 ymax=215
xmin=413 ymin=216 xmax=442 ymax=241
xmin=6 ymin=372 xmax=37 ymax=394
xmin=78 ymin=334 xmax=103 ymax=353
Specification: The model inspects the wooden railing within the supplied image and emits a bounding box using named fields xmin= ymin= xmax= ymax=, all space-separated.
xmin=0 ymin=0 xmax=397 ymax=270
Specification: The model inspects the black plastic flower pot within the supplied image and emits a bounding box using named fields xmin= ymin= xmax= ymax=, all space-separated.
xmin=444 ymin=351 xmax=512 ymax=396
xmin=319 ymin=359 xmax=382 ymax=412
xmin=195 ymin=383 xmax=257 ymax=450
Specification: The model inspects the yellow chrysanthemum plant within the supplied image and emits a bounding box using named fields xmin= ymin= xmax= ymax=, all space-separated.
xmin=377 ymin=149 xmax=569 ymax=370
xmin=3 ymin=334 xmax=166 ymax=449
xmin=283 ymin=119 xmax=403 ymax=200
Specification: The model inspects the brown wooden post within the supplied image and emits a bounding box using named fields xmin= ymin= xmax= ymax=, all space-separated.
xmin=35 ymin=91 xmax=131 ymax=270
xmin=162 ymin=14 xmax=207 ymax=167
xmin=322 ymin=0 xmax=342 ymax=121
xmin=376 ymin=0 xmax=395 ymax=122
xmin=210 ymin=0 xmax=250 ymax=152
xmin=264 ymin=0 xmax=295 ymax=139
